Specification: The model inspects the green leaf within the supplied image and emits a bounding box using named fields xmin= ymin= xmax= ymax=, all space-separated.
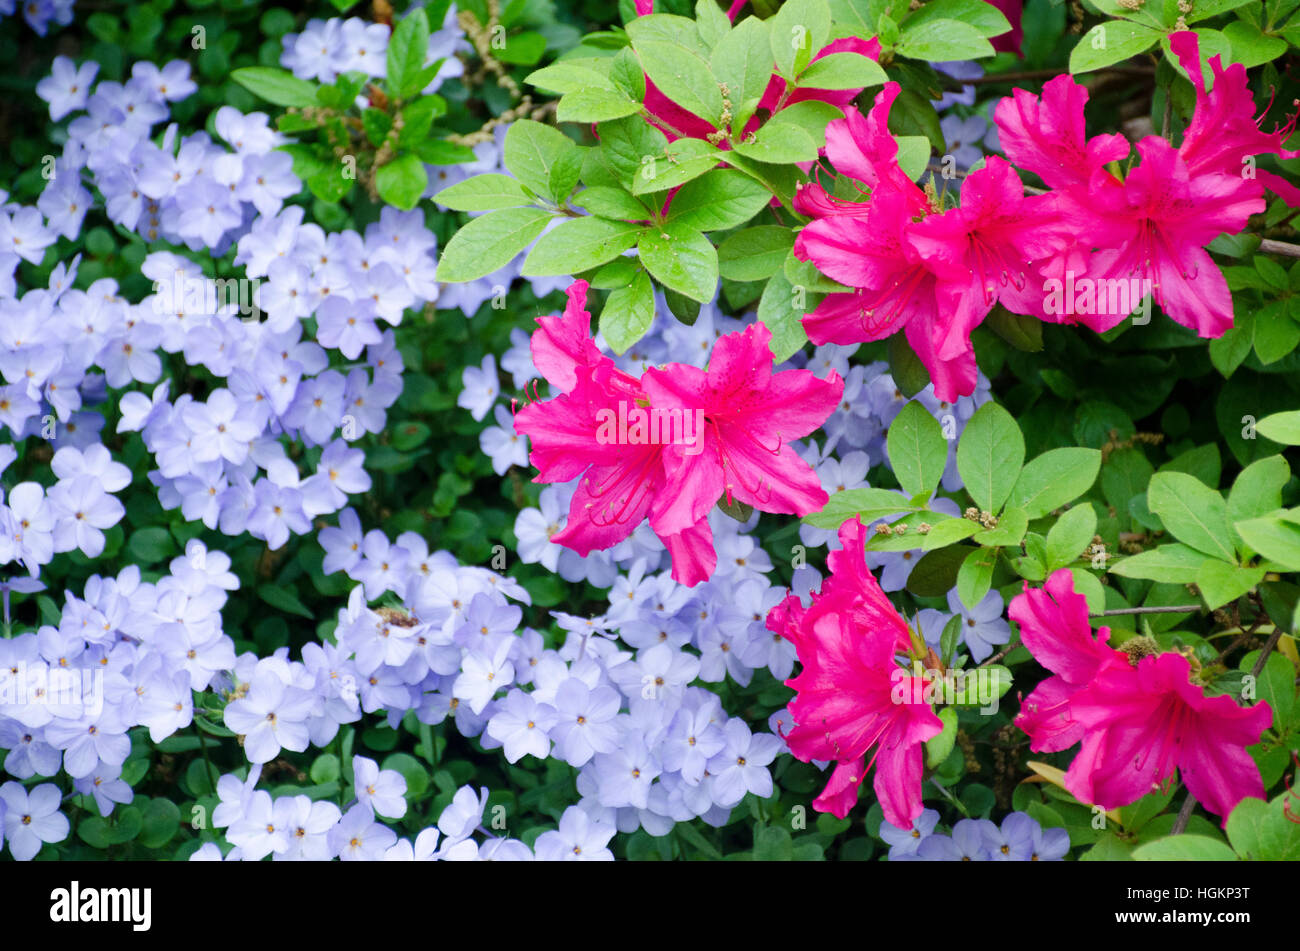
xmin=1240 ymin=649 xmax=1296 ymax=732
xmin=437 ymin=207 xmax=554 ymax=282
xmin=1253 ymin=300 xmax=1300 ymax=364
xmin=503 ymin=120 xmax=581 ymax=203
xmin=1131 ymin=834 xmax=1238 ymax=861
xmin=1195 ymin=561 xmax=1265 ymax=610
xmin=397 ymin=96 xmax=444 ymax=146
xmin=886 ymin=401 xmax=948 ymax=500
xmin=710 ymin=15 xmax=774 ymax=127
xmin=413 ymin=138 xmax=477 ymax=165
xmin=1235 ymin=512 xmax=1300 ymax=571
xmin=635 ymin=39 xmax=724 ymax=127
xmin=1005 ymin=448 xmax=1102 ymax=519
xmin=139 ymin=798 xmax=181 ymax=849
xmin=956 ymin=402 xmax=1025 ymax=514
xmin=796 ymin=51 xmax=887 ymax=89
xmin=888 ymin=333 xmax=930 ymax=398
xmin=718 ymin=226 xmax=795 ymax=282
xmin=757 ymin=270 xmax=811 ymax=362
xmin=770 ymin=0 xmax=832 ymax=79
xmin=732 ymin=120 xmax=819 ymax=165
xmin=753 ymin=824 xmax=794 ymax=861
xmin=894 ymin=135 xmax=931 ymax=182
xmin=734 ymin=101 xmax=843 ymax=164
xmin=600 ymin=270 xmax=656 ymax=355
xmin=231 ymin=67 xmax=318 ymax=107
xmin=926 ymin=708 xmax=959 ymax=769
xmin=1159 ymin=443 xmax=1221 ymax=488
xmin=257 ymin=583 xmax=313 ymax=620
xmin=387 ymin=8 xmax=431 ymax=99
xmin=907 ymin=545 xmax=971 ymax=597
xmin=127 ymin=527 xmax=175 ymax=564
xmin=627 ymin=13 xmax=712 ymax=58
xmin=1146 ymin=472 xmax=1236 ymax=563
xmin=1225 ymin=795 xmax=1300 ymax=861
xmin=598 ymin=116 xmax=670 ymax=190
xmin=572 ymin=187 xmax=650 ymax=221
xmin=1069 ymin=22 xmax=1162 ymax=74
xmin=1256 ymin=410 xmax=1300 ymax=445
xmin=1110 ymin=543 xmax=1212 ymax=583
xmin=897 ymin=18 xmax=996 ymax=60
xmin=693 ymin=0 xmax=730 ymax=46
xmin=638 ymin=223 xmax=718 ymax=302
xmin=957 ymin=546 xmax=997 ymax=610
xmin=557 ymin=88 xmax=642 ymax=123
xmin=902 ymin=0 xmax=1011 ymax=36
xmin=1228 ymin=455 xmax=1290 ymax=546
xmin=436 ymin=173 xmax=534 ymax=212
xmin=521 ymin=216 xmax=644 ymax=277
xmin=804 ymin=487 xmax=909 ymax=529
xmin=1046 ymin=504 xmax=1097 ymax=571
xmin=973 ymin=507 xmax=1028 ymax=547
xmin=498 ymin=31 xmax=548 ymax=66
xmin=668 ymin=169 xmax=773 ymax=231
xmin=525 ymin=58 xmax=616 ymax=95
xmin=362 ymin=108 xmax=394 ymax=148
xmin=375 ymin=154 xmax=428 ymax=211
xmin=1223 ymin=19 xmax=1289 ymax=69
xmin=630 ymin=139 xmax=723 ymax=195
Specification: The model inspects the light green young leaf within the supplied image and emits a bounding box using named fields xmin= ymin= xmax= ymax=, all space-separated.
xmin=887 ymin=401 xmax=948 ymax=501
xmin=956 ymin=402 xmax=1025 ymax=515
xmin=1046 ymin=504 xmax=1097 ymax=571
xmin=1005 ymin=448 xmax=1102 ymax=519
xmin=1146 ymin=471 xmax=1236 ymax=563
xmin=600 ymin=270 xmax=656 ymax=355
xmin=521 ymin=216 xmax=644 ymax=277
xmin=437 ymin=207 xmax=554 ymax=283
xmin=638 ymin=223 xmax=718 ymax=302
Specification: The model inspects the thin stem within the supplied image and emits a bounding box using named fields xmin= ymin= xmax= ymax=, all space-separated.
xmin=929 ymin=776 xmax=971 ymax=818
xmin=1089 ymin=605 xmax=1201 ymax=617
xmin=1250 ymin=626 xmax=1286 ymax=679
xmin=1171 ymin=793 xmax=1196 ymax=835
xmin=1258 ymin=238 xmax=1300 ymax=259
xmin=193 ymin=720 xmax=215 ymax=788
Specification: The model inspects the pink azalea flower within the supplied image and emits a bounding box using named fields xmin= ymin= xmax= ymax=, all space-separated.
xmin=1169 ymin=30 xmax=1300 ymax=205
xmin=513 ymin=283 xmax=840 ymax=588
xmin=992 ymin=74 xmax=1129 ymax=193
xmin=641 ymin=322 xmax=843 ymax=533
xmin=908 ymin=155 xmax=1071 ymax=361
xmin=776 ymin=518 xmax=941 ymax=827
xmin=1084 ymin=136 xmax=1263 ymax=337
xmin=1009 ymin=569 xmax=1128 ymax=752
xmin=1066 ymin=652 xmax=1272 ymax=826
xmin=1012 ymin=569 xmax=1272 ymax=826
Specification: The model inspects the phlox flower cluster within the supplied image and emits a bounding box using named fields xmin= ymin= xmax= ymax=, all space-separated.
xmin=281 ymin=6 xmax=468 ymax=89
xmin=195 ymin=769 xmax=615 ymax=861
xmin=0 ymin=0 xmax=74 ymax=36
xmin=16 ymin=55 xmax=445 ymax=555
xmin=881 ymin=808 xmax=1068 ymax=861
xmin=302 ymin=509 xmax=788 ymax=837
xmin=0 ymin=540 xmax=238 ymax=859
